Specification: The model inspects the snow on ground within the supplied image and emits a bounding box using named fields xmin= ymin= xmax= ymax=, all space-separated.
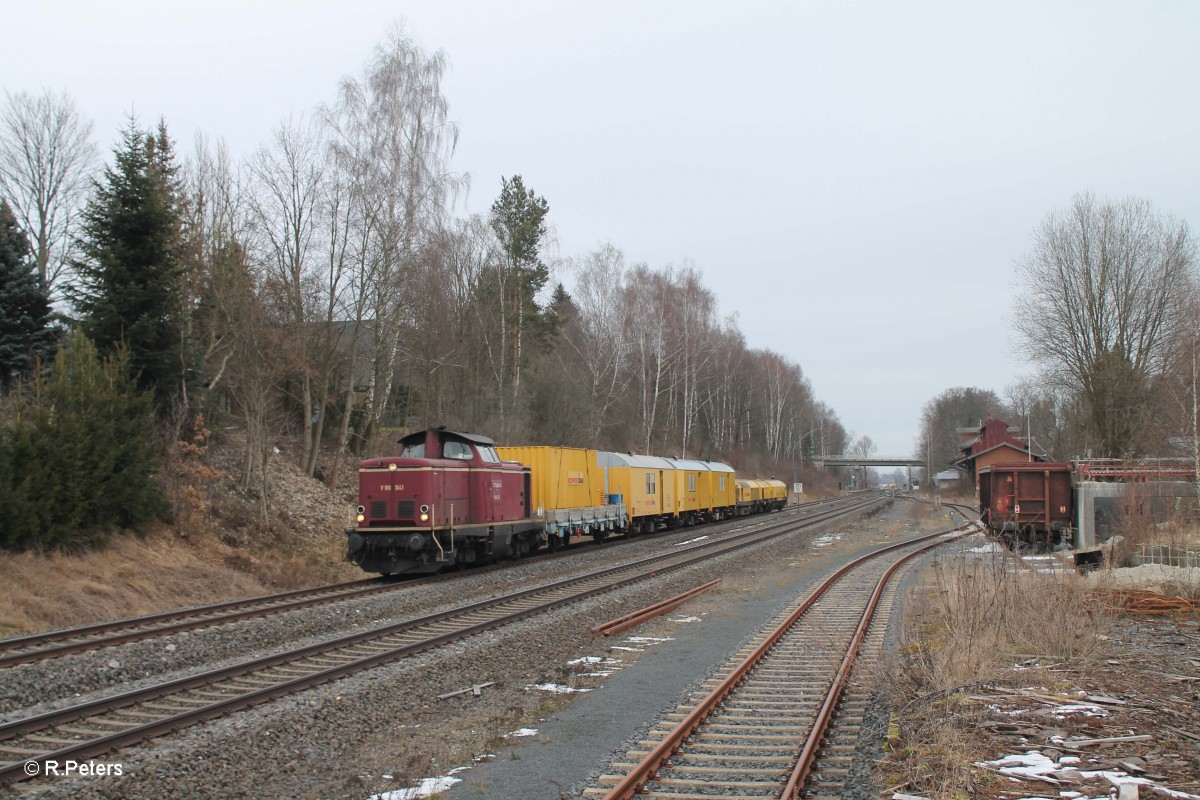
xmin=975 ymin=751 xmax=1200 ymax=799
xmin=367 ymin=767 xmax=470 ymax=800
xmin=528 ymin=683 xmax=591 ymax=693
xmin=504 ymin=728 xmax=538 ymax=738
xmin=966 ymin=541 xmax=1006 ymax=554
xmin=1091 ymin=563 xmax=1200 ymax=593
xmin=675 ymin=535 xmax=710 ymax=546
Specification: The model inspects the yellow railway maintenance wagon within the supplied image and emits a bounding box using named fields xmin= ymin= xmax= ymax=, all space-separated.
xmin=762 ymin=479 xmax=788 ymax=510
xmin=663 ymin=458 xmax=738 ymax=525
xmin=596 ymin=452 xmax=676 ymax=534
xmin=495 ymin=446 xmax=627 ymax=544
xmin=704 ymin=461 xmax=737 ymax=518
xmin=663 ymin=457 xmax=708 ymax=524
xmin=735 ymin=478 xmax=767 ymax=515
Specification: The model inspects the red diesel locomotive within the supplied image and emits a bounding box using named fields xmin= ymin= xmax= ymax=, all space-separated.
xmin=346 ymin=427 xmax=547 ymax=575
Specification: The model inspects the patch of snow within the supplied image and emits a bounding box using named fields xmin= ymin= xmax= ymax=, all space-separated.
xmin=669 ymin=615 xmax=702 ymax=623
xmin=976 ymin=751 xmax=1200 ymax=799
xmin=625 ymin=636 xmax=673 ymax=643
xmin=504 ymin=728 xmax=538 ymax=738
xmin=987 ymin=704 xmax=1027 ymax=716
xmin=676 ymin=535 xmax=710 ymax=545
xmin=367 ymin=767 xmax=470 ymax=800
xmin=1043 ymin=704 xmax=1107 ymax=718
xmin=528 ymin=683 xmax=592 ymax=694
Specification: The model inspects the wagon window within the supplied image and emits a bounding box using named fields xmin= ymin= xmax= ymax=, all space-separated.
xmin=646 ymin=472 xmax=656 ymax=494
xmin=443 ymin=441 xmax=474 ymax=460
xmin=688 ymin=474 xmax=696 ymax=492
xmin=720 ymin=476 xmax=726 ymax=490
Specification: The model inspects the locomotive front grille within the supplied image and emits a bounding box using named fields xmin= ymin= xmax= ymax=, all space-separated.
xmin=370 ymin=500 xmax=387 ymax=520
xmin=397 ymin=500 xmax=415 ymax=519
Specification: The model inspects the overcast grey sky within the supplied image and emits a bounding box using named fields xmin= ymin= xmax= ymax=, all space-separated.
xmin=6 ymin=1 xmax=1198 ymax=455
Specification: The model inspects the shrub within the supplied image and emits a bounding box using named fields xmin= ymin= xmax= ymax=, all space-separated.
xmin=0 ymin=331 xmax=165 ymax=551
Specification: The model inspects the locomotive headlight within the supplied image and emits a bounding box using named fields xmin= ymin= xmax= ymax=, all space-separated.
xmin=420 ymin=513 xmax=429 ymax=522
xmin=388 ymin=463 xmax=397 ymax=471
xmin=356 ymin=513 xmax=365 ymax=523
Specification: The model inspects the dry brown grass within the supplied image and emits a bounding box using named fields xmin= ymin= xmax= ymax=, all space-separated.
xmin=878 ymin=550 xmax=1117 ymax=799
xmin=895 ymin=553 xmax=1113 ymax=692
xmin=0 ymin=522 xmax=360 ymax=637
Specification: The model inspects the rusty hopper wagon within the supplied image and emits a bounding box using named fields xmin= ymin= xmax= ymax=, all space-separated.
xmin=978 ymin=462 xmax=1074 ymax=550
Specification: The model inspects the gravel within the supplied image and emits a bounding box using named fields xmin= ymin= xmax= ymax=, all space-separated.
xmin=4 ymin=498 xmax=926 ymax=800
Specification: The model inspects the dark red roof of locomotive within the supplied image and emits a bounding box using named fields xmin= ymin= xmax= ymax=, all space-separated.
xmin=397 ymin=427 xmax=498 ymax=446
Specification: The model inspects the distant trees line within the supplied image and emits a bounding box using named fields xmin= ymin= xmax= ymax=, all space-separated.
xmin=0 ymin=26 xmax=847 ymax=550
xmin=917 ymin=193 xmax=1199 ymax=475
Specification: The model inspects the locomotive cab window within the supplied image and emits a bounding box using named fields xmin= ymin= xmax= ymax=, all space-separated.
xmin=399 ymin=442 xmax=425 ymax=458
xmin=478 ymin=446 xmax=500 ymax=463
xmin=646 ymin=472 xmax=656 ymax=494
xmin=443 ymin=441 xmax=473 ymax=460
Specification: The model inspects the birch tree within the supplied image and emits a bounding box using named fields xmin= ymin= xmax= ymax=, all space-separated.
xmin=0 ymin=89 xmax=97 ymax=300
xmin=568 ymin=242 xmax=629 ymax=444
xmin=325 ymin=25 xmax=464 ymax=450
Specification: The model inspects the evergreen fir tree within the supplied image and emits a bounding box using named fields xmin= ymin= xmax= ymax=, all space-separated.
xmin=0 ymin=200 xmax=55 ymax=386
xmin=70 ymin=118 xmax=184 ymax=407
xmin=0 ymin=331 xmax=164 ymax=551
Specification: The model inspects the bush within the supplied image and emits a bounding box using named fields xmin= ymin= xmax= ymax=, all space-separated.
xmin=0 ymin=331 xmax=165 ymax=552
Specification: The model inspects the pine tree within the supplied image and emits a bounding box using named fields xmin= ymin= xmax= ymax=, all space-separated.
xmin=0 ymin=331 xmax=164 ymax=551
xmin=490 ymin=175 xmax=552 ymax=395
xmin=0 ymin=199 xmax=54 ymax=386
xmin=70 ymin=118 xmax=184 ymax=407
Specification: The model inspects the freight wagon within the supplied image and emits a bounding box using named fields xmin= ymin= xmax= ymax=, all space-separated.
xmin=977 ymin=462 xmax=1074 ymax=551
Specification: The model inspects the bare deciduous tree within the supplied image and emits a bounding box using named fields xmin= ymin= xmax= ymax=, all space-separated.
xmin=248 ymin=115 xmax=330 ymax=476
xmin=568 ymin=242 xmax=629 ymax=444
xmin=0 ymin=89 xmax=97 ymax=299
xmin=324 ymin=24 xmax=465 ymax=449
xmin=1014 ymin=193 xmax=1196 ymax=456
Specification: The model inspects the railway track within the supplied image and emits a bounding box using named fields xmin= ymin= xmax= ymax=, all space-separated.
xmin=589 ymin=510 xmax=979 ymax=799
xmin=0 ymin=491 xmax=889 ymax=784
xmin=0 ymin=577 xmax=391 ymax=669
xmin=0 ymin=495 xmax=859 ymax=670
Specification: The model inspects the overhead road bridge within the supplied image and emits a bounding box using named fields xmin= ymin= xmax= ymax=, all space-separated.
xmin=811 ymin=456 xmax=925 ymax=490
xmin=812 ymin=457 xmax=924 ymax=468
